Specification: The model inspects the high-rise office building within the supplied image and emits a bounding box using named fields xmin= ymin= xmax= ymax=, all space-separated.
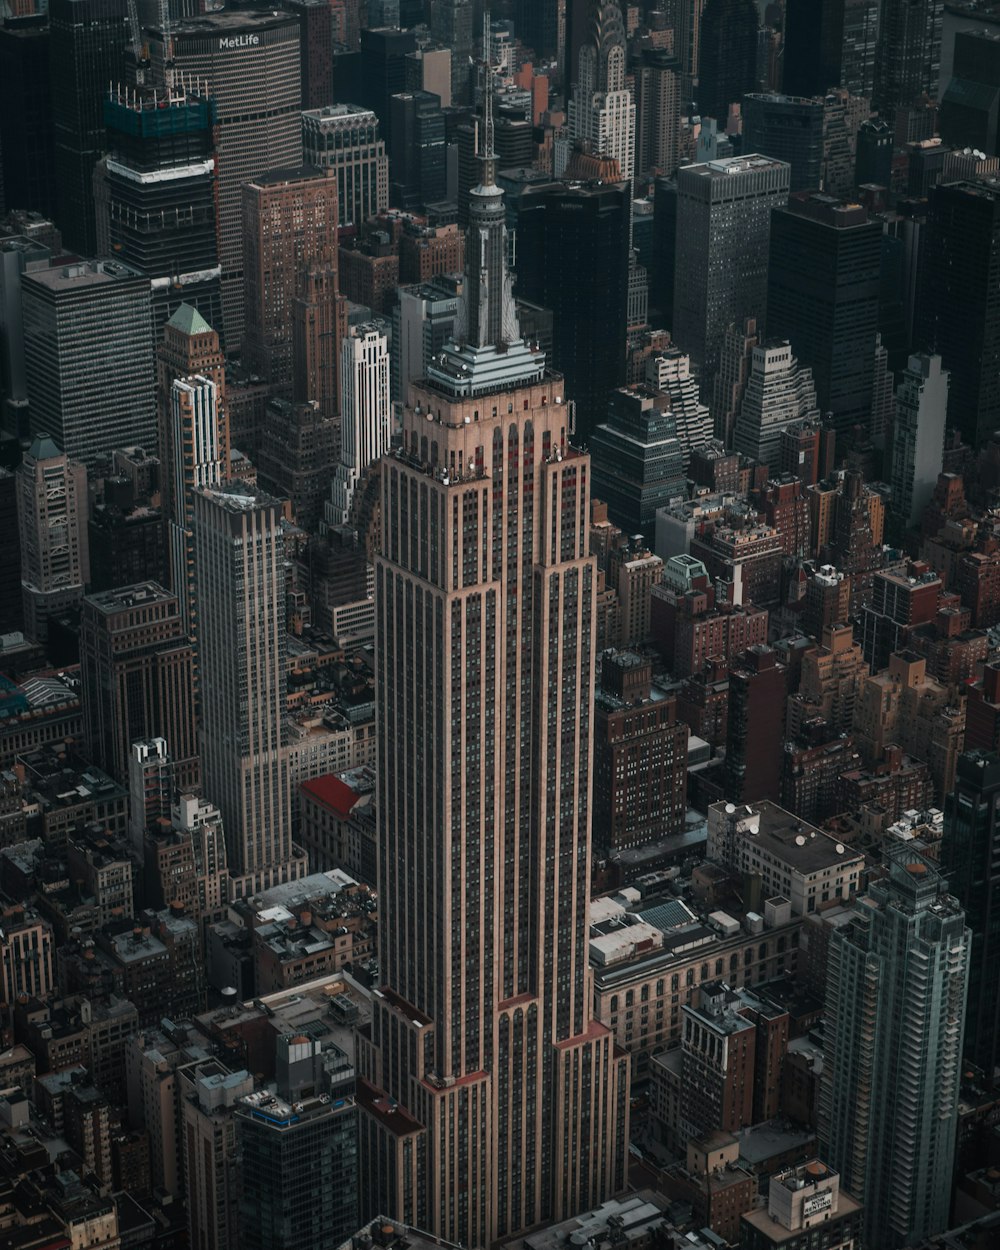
xmin=514 ymin=0 xmax=561 ymax=64
xmin=0 ymin=233 xmax=50 ymax=441
xmin=821 ymin=848 xmax=969 ymax=1248
xmin=359 ymin=62 xmax=629 ymax=1246
xmin=358 ymin=28 xmax=418 ymax=142
xmin=21 ymin=259 xmax=155 ymax=467
xmin=782 ymin=0 xmax=879 ymax=100
xmin=922 ymin=179 xmax=1000 ymax=449
xmin=301 ymin=104 xmax=390 ymax=228
xmin=767 ymin=192 xmax=882 ymax=435
xmin=741 ymin=95 xmax=825 ymax=193
xmin=100 ymin=86 xmax=222 ymax=340
xmin=0 ymin=15 xmax=56 ymax=221
xmin=157 ymin=304 xmax=229 ymax=637
xmin=732 ymin=342 xmax=821 ymax=474
xmin=257 ymin=395 xmax=337 ymax=534
xmin=328 ymin=323 xmax=390 ymax=528
xmin=286 ymin=0 xmax=334 ymax=110
xmin=192 ymin=484 xmax=292 ymax=880
xmin=874 ymin=0 xmax=943 ymax=113
xmin=854 ymin=117 xmax=892 ymax=188
xmin=634 ymin=49 xmax=680 ymax=177
xmin=940 ymin=29 xmax=1000 ymax=157
xmin=148 ymin=11 xmax=303 ymax=350
xmin=712 ymin=316 xmax=759 ymax=445
xmin=48 ymin=0 xmax=129 ymax=256
xmin=430 ymin=0 xmax=474 ymax=104
xmin=567 ymin=0 xmax=636 ymax=182
xmin=388 ymin=91 xmax=447 ymax=209
xmin=242 ymin=166 xmax=339 ymax=394
xmin=645 ymin=349 xmax=712 ymax=468
xmin=589 ymin=386 xmax=687 ymax=535
xmin=888 ymin=353 xmax=947 ymax=534
xmin=392 ymin=276 xmax=462 ymax=405
xmin=725 ymin=645 xmax=786 ymax=802
xmin=515 ymin=177 xmax=630 ymax=443
xmin=0 ymin=470 xmax=23 ymax=635
xmin=673 ymin=0 xmax=706 ymax=95
xmin=80 ymin=583 xmax=198 ymax=790
xmin=697 ymin=0 xmax=759 ymax=122
xmin=672 ymin=154 xmax=790 ymax=384
xmin=942 ymin=749 xmax=1000 ymax=1085
xmin=16 ymin=435 xmax=89 ymax=643
xmin=292 ymin=248 xmax=348 ymax=421
xmin=236 ymin=1089 xmax=358 ymax=1250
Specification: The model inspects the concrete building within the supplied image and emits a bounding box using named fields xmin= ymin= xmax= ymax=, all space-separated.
xmin=673 ymin=156 xmax=790 ymax=381
xmin=328 ymin=323 xmax=391 ymax=528
xmin=888 ymin=353 xmax=948 ymax=535
xmin=724 ymin=646 xmax=786 ymax=802
xmin=645 ymin=348 xmax=712 ymax=469
xmin=182 ymin=1062 xmax=255 ymax=1250
xmin=634 ymin=49 xmax=680 ymax=177
xmin=741 ymin=1159 xmax=863 ymax=1250
xmin=302 ymin=104 xmax=389 ymax=228
xmin=821 ymin=849 xmax=969 ymax=1248
xmin=242 ymin=167 xmax=340 ymax=393
xmin=742 ymin=95 xmax=826 ymax=192
xmin=16 ymin=435 xmax=89 ymax=643
xmin=21 ymin=259 xmax=154 ymax=466
xmin=707 ymin=799 xmax=864 ymax=917
xmin=593 ymin=651 xmax=688 ymax=853
xmin=80 ymin=583 xmax=198 ymax=790
xmin=732 ymin=342 xmax=821 ymax=476
xmin=192 ymin=485 xmax=293 ymax=882
xmin=359 ymin=85 xmax=628 ymax=1244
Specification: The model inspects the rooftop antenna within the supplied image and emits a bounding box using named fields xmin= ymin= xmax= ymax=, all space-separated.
xmin=481 ymin=11 xmax=495 ymax=164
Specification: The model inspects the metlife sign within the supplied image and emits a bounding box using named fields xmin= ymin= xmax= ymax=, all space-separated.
xmin=803 ymin=1191 xmax=833 ymax=1218
xmin=219 ymin=34 xmax=260 ymax=48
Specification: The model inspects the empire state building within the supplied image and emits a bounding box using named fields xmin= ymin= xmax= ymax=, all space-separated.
xmin=357 ymin=34 xmax=630 ymax=1250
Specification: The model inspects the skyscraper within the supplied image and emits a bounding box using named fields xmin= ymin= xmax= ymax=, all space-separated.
xmin=515 ymin=177 xmax=630 ymax=443
xmin=149 ymin=11 xmax=304 ymax=350
xmin=236 ymin=1087 xmax=358 ymax=1250
xmin=157 ymin=304 xmax=229 ymax=637
xmin=782 ymin=0 xmax=879 ymax=100
xmin=16 ymin=436 xmax=89 ymax=644
xmin=388 ymin=91 xmax=447 ymax=209
xmin=301 ymin=105 xmax=390 ymax=228
xmin=922 ymin=179 xmax=1000 ymax=448
xmin=292 ymin=248 xmax=348 ymax=421
xmin=942 ymin=750 xmax=1000 ymax=1085
xmin=821 ymin=848 xmax=969 ymax=1248
xmin=242 ymin=167 xmax=339 ymax=394
xmin=567 ymin=0 xmax=636 ymax=181
xmin=672 ymin=154 xmax=790 ymax=384
xmin=0 ymin=15 xmax=56 ymax=221
xmin=697 ymin=0 xmax=759 ymax=123
xmin=48 ymin=0 xmax=129 ymax=256
xmin=21 ymin=259 xmax=155 ymax=467
xmin=741 ymin=95 xmax=825 ymax=193
xmin=767 ymin=193 xmax=882 ymax=436
xmin=328 ymin=323 xmax=390 ymax=528
xmin=430 ymin=0 xmax=474 ymax=105
xmin=100 ymin=86 xmax=222 ymax=339
xmin=80 ymin=583 xmax=198 ymax=790
xmin=192 ymin=484 xmax=292 ymax=882
xmin=732 ymin=343 xmax=820 ymax=475
xmin=874 ymin=0 xmax=943 ymax=113
xmin=634 ymin=50 xmax=680 ymax=178
xmin=887 ymin=353 xmax=947 ymax=535
xmin=359 ymin=58 xmax=629 ymax=1246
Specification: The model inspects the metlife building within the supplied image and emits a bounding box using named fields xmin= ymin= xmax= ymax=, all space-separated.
xmin=145 ymin=9 xmax=303 ymax=350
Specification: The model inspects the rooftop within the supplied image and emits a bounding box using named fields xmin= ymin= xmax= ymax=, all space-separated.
xmin=712 ymin=800 xmax=863 ymax=875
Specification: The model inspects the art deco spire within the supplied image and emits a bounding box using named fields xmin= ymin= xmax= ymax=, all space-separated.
xmin=428 ymin=13 xmax=544 ymax=395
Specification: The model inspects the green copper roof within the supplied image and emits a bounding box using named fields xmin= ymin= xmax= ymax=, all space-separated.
xmin=166 ymin=303 xmax=214 ymax=337
xmin=27 ymin=435 xmax=63 ymax=461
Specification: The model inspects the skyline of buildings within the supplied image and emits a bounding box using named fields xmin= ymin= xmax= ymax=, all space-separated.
xmin=2 ymin=2 xmax=1000 ymax=1249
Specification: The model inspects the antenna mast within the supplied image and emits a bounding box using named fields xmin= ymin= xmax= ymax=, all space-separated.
xmin=481 ymin=11 xmax=495 ymax=163
xmin=159 ymin=0 xmax=176 ymax=94
xmin=126 ymin=0 xmax=149 ymax=86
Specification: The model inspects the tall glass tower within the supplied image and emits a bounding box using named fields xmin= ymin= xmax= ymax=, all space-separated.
xmin=357 ymin=38 xmax=630 ymax=1249
xmin=821 ymin=848 xmax=969 ymax=1248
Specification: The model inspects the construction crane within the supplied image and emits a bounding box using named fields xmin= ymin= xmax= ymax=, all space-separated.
xmin=126 ymin=0 xmax=149 ymax=86
xmin=159 ymin=0 xmax=176 ymax=94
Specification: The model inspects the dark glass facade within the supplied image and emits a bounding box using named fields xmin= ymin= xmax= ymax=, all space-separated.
xmin=49 ymin=0 xmax=129 ymax=256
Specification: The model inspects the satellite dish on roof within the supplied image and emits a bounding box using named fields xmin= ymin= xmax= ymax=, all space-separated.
xmin=795 ymin=835 xmax=807 ymax=847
